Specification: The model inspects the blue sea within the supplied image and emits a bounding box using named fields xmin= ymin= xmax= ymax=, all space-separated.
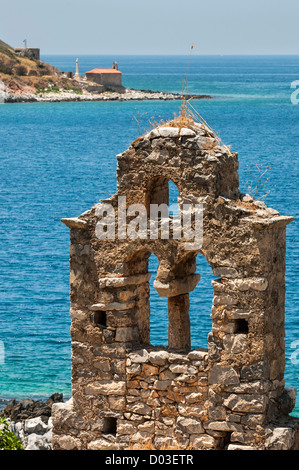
xmin=0 ymin=55 xmax=298 ymax=416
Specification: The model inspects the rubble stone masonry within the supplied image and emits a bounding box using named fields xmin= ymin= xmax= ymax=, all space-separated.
xmin=52 ymin=119 xmax=299 ymax=450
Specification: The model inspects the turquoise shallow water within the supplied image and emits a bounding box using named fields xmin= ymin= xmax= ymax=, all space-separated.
xmin=0 ymin=55 xmax=298 ymax=416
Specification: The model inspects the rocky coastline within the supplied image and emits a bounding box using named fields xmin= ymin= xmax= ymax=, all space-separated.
xmin=0 ymin=393 xmax=64 ymax=450
xmin=2 ymin=86 xmax=212 ymax=104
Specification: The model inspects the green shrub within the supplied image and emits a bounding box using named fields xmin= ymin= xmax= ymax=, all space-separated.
xmin=0 ymin=417 xmax=24 ymax=450
xmin=35 ymin=85 xmax=61 ymax=94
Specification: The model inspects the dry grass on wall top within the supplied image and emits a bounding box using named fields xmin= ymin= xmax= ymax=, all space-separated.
xmin=135 ymin=101 xmax=232 ymax=157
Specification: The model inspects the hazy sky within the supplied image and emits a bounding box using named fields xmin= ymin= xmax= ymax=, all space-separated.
xmin=1 ymin=0 xmax=298 ymax=55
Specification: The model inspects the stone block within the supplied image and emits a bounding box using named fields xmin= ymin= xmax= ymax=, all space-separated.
xmin=87 ymin=439 xmax=118 ymax=450
xmin=117 ymin=420 xmax=138 ymax=435
xmin=208 ymin=406 xmax=227 ymax=421
xmin=153 ymin=274 xmax=200 ymax=297
xmin=61 ymin=217 xmax=87 ymax=230
xmin=233 ymin=277 xmax=268 ymax=292
xmin=53 ymin=435 xmax=83 ymax=450
xmin=98 ymin=273 xmax=151 ymax=288
xmin=185 ymin=393 xmax=204 ymax=404
xmin=276 ymin=388 xmax=297 ymax=415
xmin=190 ymin=434 xmax=216 ymax=449
xmin=169 ymin=364 xmax=189 ymax=374
xmin=51 ymin=399 xmax=85 ymax=430
xmin=264 ymin=427 xmax=295 ymax=450
xmin=187 ymin=349 xmax=208 ymax=361
xmin=230 ymin=431 xmax=255 ymax=444
xmin=240 ymin=359 xmax=270 ymax=381
xmin=227 ymin=444 xmax=255 ymax=450
xmin=85 ymin=380 xmax=126 ymax=396
xmin=108 ymin=396 xmax=126 ymax=411
xmin=153 ymin=379 xmax=172 ymax=390
xmin=159 ymin=369 xmax=176 ymax=381
xmin=127 ymin=363 xmax=141 ymax=375
xmin=207 ymin=421 xmax=242 ymax=432
xmin=168 ymin=353 xmax=189 ymax=363
xmin=180 ymin=128 xmax=196 ymax=137
xmin=177 ymin=417 xmax=204 ymax=434
xmin=24 ymin=417 xmax=48 ymax=434
xmin=93 ymin=358 xmax=111 ymax=372
xmin=128 ymin=349 xmax=149 ymax=363
xmin=209 ymin=365 xmax=240 ymax=385
xmin=115 ymin=327 xmax=138 ymax=342
xmin=213 ymin=266 xmax=238 ymax=278
xmin=148 ymin=350 xmax=169 ymax=365
xmin=138 ymin=421 xmax=155 ymax=433
xmin=158 ymin=127 xmax=180 ymax=138
xmin=213 ymin=295 xmax=238 ymax=307
xmin=224 ymin=394 xmax=268 ymax=413
xmin=142 ymin=363 xmax=159 ymax=376
xmin=223 ymin=333 xmax=247 ymax=353
xmin=90 ymin=301 xmax=135 ymax=311
xmin=129 ymin=402 xmax=152 ymax=416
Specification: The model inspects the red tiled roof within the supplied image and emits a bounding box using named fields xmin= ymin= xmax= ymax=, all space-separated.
xmin=86 ymin=68 xmax=121 ymax=74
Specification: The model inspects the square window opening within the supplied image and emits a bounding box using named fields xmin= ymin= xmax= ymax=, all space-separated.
xmin=234 ymin=318 xmax=249 ymax=334
xmin=102 ymin=417 xmax=117 ymax=435
xmin=92 ymin=311 xmax=107 ymax=328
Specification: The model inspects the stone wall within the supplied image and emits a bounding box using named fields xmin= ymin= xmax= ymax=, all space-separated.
xmin=14 ymin=48 xmax=40 ymax=60
xmin=85 ymin=72 xmax=123 ymax=91
xmin=52 ymin=119 xmax=299 ymax=450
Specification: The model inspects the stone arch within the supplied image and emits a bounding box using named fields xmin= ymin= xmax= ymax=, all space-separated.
xmin=144 ymin=174 xmax=183 ymax=215
xmin=123 ymin=246 xmax=203 ymax=351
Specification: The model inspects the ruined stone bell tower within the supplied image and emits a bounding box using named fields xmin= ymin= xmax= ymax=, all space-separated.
xmin=52 ymin=117 xmax=299 ymax=450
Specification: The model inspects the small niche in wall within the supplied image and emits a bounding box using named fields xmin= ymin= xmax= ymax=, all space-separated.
xmin=92 ymin=311 xmax=107 ymax=328
xmin=234 ymin=318 xmax=249 ymax=334
xmin=102 ymin=417 xmax=117 ymax=435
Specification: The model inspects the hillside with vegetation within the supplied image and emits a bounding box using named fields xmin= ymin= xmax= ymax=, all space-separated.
xmin=0 ymin=39 xmax=83 ymax=96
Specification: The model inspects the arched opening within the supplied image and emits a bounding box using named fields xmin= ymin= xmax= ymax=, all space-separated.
xmin=168 ymin=180 xmax=180 ymax=217
xmin=189 ymin=253 xmax=215 ymax=349
xmin=148 ymin=253 xmax=169 ymax=346
xmin=145 ymin=176 xmax=180 ymax=212
xmin=126 ymin=250 xmax=214 ymax=351
xmin=124 ymin=183 xmax=214 ymax=352
xmin=145 ymin=176 xmax=169 ymax=211
xmin=145 ymin=177 xmax=182 ymax=241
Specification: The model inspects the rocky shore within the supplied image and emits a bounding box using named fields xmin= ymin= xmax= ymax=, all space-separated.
xmin=2 ymin=86 xmax=212 ymax=104
xmin=0 ymin=393 xmax=64 ymax=450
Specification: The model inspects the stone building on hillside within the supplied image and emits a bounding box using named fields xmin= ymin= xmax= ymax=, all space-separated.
xmin=52 ymin=117 xmax=299 ymax=450
xmin=85 ymin=64 xmax=124 ymax=92
xmin=14 ymin=48 xmax=40 ymax=60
